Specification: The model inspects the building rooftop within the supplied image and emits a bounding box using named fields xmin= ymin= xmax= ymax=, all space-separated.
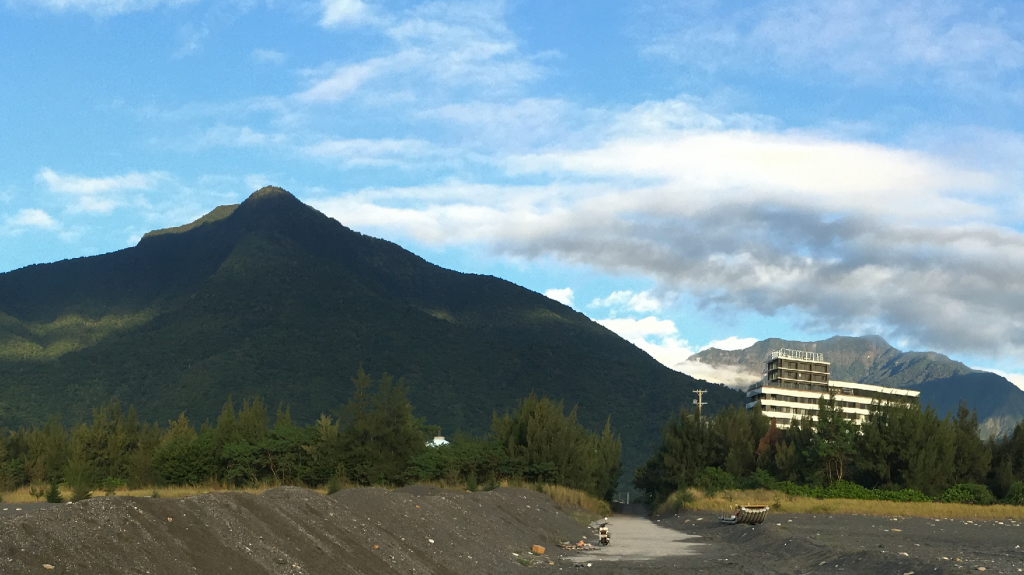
xmin=767 ymin=349 xmax=826 ymax=363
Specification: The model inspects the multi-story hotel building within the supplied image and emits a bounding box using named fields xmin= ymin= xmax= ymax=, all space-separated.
xmin=745 ymin=349 xmax=920 ymax=428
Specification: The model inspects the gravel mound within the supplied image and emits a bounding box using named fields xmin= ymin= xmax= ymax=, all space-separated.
xmin=0 ymin=487 xmax=590 ymax=574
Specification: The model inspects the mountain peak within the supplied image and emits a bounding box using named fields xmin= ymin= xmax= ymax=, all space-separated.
xmin=246 ymin=186 xmax=298 ymax=203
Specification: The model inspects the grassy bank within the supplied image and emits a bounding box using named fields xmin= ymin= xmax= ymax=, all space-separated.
xmin=401 ymin=478 xmax=610 ymax=522
xmin=661 ymin=488 xmax=1024 ymax=521
xmin=0 ymin=482 xmax=279 ymax=503
xmin=1 ymin=480 xmax=610 ymax=523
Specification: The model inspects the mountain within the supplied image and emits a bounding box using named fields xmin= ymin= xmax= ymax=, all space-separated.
xmin=0 ymin=187 xmax=742 ymax=476
xmin=908 ymin=373 xmax=1024 ymax=438
xmin=690 ymin=335 xmax=1023 ymax=437
xmin=689 ymin=335 xmax=974 ymax=385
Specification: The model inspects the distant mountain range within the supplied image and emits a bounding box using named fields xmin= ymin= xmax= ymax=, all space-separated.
xmin=0 ymin=187 xmax=742 ymax=476
xmin=689 ymin=336 xmax=1024 ymax=437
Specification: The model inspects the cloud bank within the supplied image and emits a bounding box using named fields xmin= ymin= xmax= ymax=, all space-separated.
xmin=314 ymin=97 xmax=1024 ymax=364
xmin=37 ymin=168 xmax=163 ymax=213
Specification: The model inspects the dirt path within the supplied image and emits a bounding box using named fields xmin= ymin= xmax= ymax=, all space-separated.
xmin=564 ymin=516 xmax=705 ymax=564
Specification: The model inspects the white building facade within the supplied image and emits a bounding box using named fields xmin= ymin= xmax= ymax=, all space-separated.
xmin=745 ymin=349 xmax=920 ymax=428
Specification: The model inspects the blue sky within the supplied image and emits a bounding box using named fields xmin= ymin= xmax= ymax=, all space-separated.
xmin=3 ymin=0 xmax=1024 ymax=388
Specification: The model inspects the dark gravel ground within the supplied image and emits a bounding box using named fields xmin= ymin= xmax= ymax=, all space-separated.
xmin=0 ymin=486 xmax=590 ymax=574
xmin=3 ymin=488 xmax=1024 ymax=574
xmin=575 ymin=510 xmax=1024 ymax=575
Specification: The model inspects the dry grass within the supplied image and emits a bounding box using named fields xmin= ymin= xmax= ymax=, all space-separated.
xmin=538 ymin=484 xmax=611 ymax=518
xmin=400 ymin=479 xmax=610 ymax=523
xmin=670 ymin=488 xmax=1024 ymax=521
xmin=0 ymin=481 xmax=321 ymax=504
xmin=2 ymin=479 xmax=609 ymax=525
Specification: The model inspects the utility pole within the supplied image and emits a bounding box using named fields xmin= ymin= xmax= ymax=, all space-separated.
xmin=693 ymin=389 xmax=707 ymax=418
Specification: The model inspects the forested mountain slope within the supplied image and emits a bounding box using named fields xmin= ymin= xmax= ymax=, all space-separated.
xmin=0 ymin=187 xmax=742 ymax=473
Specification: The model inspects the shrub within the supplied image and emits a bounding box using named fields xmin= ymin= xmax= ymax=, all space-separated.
xmin=775 ymin=481 xmax=812 ymax=497
xmin=45 ymin=483 xmax=63 ymax=503
xmin=878 ymin=488 xmax=932 ymax=503
xmin=940 ymin=483 xmax=996 ymax=505
xmin=101 ymin=477 xmax=125 ymax=496
xmin=744 ymin=468 xmax=777 ymax=490
xmin=694 ymin=467 xmax=735 ymax=496
xmin=70 ymin=482 xmax=92 ymax=503
xmin=773 ymin=480 xmax=930 ymax=502
xmin=29 ymin=484 xmax=46 ymax=501
xmin=325 ymin=475 xmax=342 ymax=496
xmin=654 ymin=489 xmax=695 ymax=515
xmin=1001 ymin=482 xmax=1024 ymax=506
xmin=821 ymin=480 xmax=873 ymax=500
xmin=65 ymin=453 xmax=93 ymax=503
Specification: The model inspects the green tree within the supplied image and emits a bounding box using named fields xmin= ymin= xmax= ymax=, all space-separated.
xmin=341 ymin=369 xmax=426 ymax=485
xmin=300 ymin=414 xmax=344 ymax=486
xmin=775 ymin=418 xmax=815 ymax=483
xmin=126 ymin=423 xmax=161 ymax=489
xmin=634 ymin=408 xmax=709 ymax=503
xmin=492 ymin=393 xmax=620 ymax=498
xmin=155 ymin=413 xmax=216 ymax=485
xmin=23 ymin=416 xmax=69 ymax=485
xmin=709 ymin=405 xmax=768 ymax=478
xmin=236 ymin=398 xmax=269 ymax=446
xmin=901 ymin=409 xmax=956 ymax=495
xmin=810 ymin=392 xmax=856 ymax=484
xmin=951 ymin=401 xmax=991 ymax=485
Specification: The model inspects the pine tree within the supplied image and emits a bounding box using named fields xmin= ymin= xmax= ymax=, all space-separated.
xmin=341 ymin=369 xmax=425 ymax=485
xmin=951 ymin=401 xmax=991 ymax=484
xmin=810 ymin=392 xmax=856 ymax=484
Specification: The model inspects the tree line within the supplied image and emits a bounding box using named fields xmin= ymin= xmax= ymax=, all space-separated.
xmin=635 ymin=393 xmax=1024 ymax=506
xmin=0 ymin=369 xmax=621 ymax=502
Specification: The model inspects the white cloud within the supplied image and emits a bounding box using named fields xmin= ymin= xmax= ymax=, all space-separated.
xmin=640 ymin=0 xmax=1024 ymax=96
xmin=425 ymin=99 xmax=574 ymax=150
xmin=543 ymin=287 xmax=573 ymax=307
xmin=631 ymin=336 xmax=695 ymax=373
xmin=597 ymin=316 xmax=678 ymax=339
xmin=596 ymin=316 xmax=696 ymax=372
xmin=674 ymin=360 xmax=762 ymax=389
xmin=320 ymin=0 xmax=370 ymax=27
xmin=311 ymin=97 xmax=1024 ymax=364
xmin=296 ymin=1 xmax=542 ymax=103
xmin=702 ymin=336 xmax=758 ymax=352
xmin=5 ymin=208 xmax=58 ymax=231
xmin=36 ymin=167 xmax=162 ymax=213
xmin=295 ymin=63 xmax=378 ymax=102
xmin=301 ymin=138 xmax=438 ymax=167
xmin=251 ymin=49 xmax=286 ymax=64
xmin=8 ymin=0 xmax=196 ymax=16
xmin=509 ymin=128 xmax=994 ymax=223
xmin=194 ymin=125 xmax=286 ymax=149
xmin=590 ymin=290 xmax=661 ymax=313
